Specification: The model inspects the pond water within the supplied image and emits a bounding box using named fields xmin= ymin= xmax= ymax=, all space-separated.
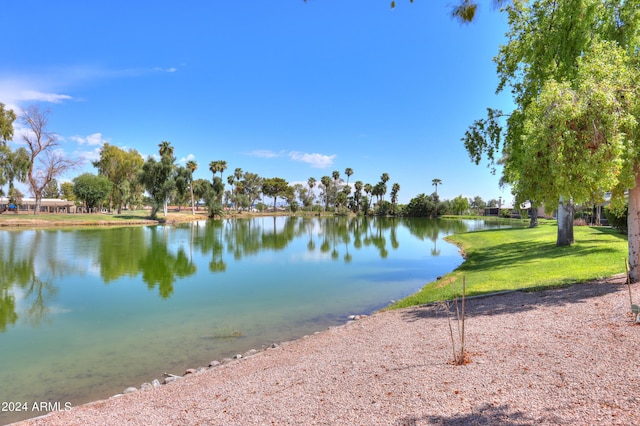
xmin=0 ymin=216 xmax=511 ymax=424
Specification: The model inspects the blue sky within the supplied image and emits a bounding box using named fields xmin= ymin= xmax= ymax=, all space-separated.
xmin=2 ymin=0 xmax=514 ymax=205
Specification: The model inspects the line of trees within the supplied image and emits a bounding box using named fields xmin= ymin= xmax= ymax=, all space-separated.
xmin=1 ymin=105 xmax=408 ymax=218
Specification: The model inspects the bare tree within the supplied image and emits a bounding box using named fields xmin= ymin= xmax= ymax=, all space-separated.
xmin=21 ymin=106 xmax=81 ymax=214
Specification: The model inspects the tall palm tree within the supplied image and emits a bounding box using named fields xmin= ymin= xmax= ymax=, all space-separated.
xmin=345 ymin=168 xmax=353 ymax=186
xmin=431 ymin=178 xmax=442 ymax=195
xmin=354 ymin=180 xmax=363 ymax=212
xmin=158 ymin=141 xmax=174 ymax=159
xmin=390 ymin=183 xmax=400 ymax=214
xmin=308 ymin=176 xmax=316 ymax=191
xmin=186 ymin=160 xmax=198 ymax=215
xmin=380 ymin=172 xmax=390 ymax=184
xmin=321 ymin=175 xmax=332 ymax=211
xmin=218 ymin=160 xmax=228 ymax=182
xmin=307 ymin=177 xmax=316 ymax=209
xmin=234 ymin=167 xmax=243 ymax=181
xmin=363 ymin=183 xmax=373 ymax=214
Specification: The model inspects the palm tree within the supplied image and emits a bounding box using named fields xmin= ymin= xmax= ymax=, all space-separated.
xmin=218 ymin=160 xmax=228 ymax=182
xmin=345 ymin=168 xmax=353 ymax=186
xmin=380 ymin=172 xmax=389 ymax=184
xmin=390 ymin=183 xmax=400 ymax=214
xmin=186 ymin=160 xmax=198 ymax=214
xmin=354 ymin=180 xmax=363 ymax=212
xmin=432 ymin=178 xmax=442 ymax=195
xmin=308 ymin=176 xmax=316 ymax=192
xmin=208 ymin=161 xmax=218 ymax=179
xmin=363 ymin=183 xmax=372 ymax=214
xmin=307 ymin=177 xmax=316 ymax=210
xmin=208 ymin=160 xmax=228 ymax=181
xmin=158 ymin=141 xmax=174 ymax=159
xmin=321 ymin=175 xmax=332 ymax=211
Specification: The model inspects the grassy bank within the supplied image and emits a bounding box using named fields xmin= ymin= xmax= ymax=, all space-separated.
xmin=388 ymin=222 xmax=628 ymax=309
xmin=0 ymin=210 xmax=208 ymax=227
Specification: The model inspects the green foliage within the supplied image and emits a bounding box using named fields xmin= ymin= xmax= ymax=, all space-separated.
xmin=43 ymin=179 xmax=60 ymax=198
xmin=261 ymin=177 xmax=289 ymax=210
xmin=93 ymin=143 xmax=144 ymax=213
xmin=451 ymin=195 xmax=470 ymax=215
xmin=138 ymin=145 xmax=176 ymax=218
xmin=60 ymin=181 xmax=75 ymax=201
xmin=0 ymin=102 xmax=16 ymax=144
xmin=200 ymin=177 xmax=225 ymax=218
xmin=72 ymin=173 xmax=113 ymax=209
xmin=388 ymin=222 xmax=628 ymax=308
xmin=464 ymin=0 xmax=640 ymax=208
xmin=371 ymin=200 xmax=389 ymax=216
xmin=605 ymin=204 xmax=628 ymax=233
xmin=404 ymin=193 xmax=436 ymax=217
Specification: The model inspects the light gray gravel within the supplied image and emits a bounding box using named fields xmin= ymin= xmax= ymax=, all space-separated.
xmin=16 ymin=276 xmax=640 ymax=425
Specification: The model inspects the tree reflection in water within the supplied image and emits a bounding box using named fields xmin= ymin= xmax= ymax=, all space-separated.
xmin=0 ymin=217 xmax=503 ymax=332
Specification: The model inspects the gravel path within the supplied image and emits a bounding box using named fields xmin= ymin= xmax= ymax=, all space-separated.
xmin=16 ymin=276 xmax=640 ymax=425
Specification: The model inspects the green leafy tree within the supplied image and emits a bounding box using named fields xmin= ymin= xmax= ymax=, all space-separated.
xmin=72 ymin=173 xmax=113 ymax=210
xmin=1 ymin=147 xmax=30 ymax=200
xmin=237 ymin=171 xmax=263 ymax=209
xmin=139 ymin=142 xmax=176 ymax=218
xmin=192 ymin=178 xmax=210 ymax=210
xmin=173 ymin=166 xmax=191 ymax=211
xmin=43 ymin=179 xmax=60 ymax=198
xmin=93 ymin=144 xmax=144 ymax=214
xmin=0 ymin=103 xmax=16 ymax=144
xmin=203 ymin=177 xmax=225 ymax=218
xmin=451 ymin=195 xmax=470 ymax=215
xmin=262 ymin=177 xmax=289 ymax=211
xmin=462 ymin=0 xmax=640 ymax=247
xmin=60 ymin=181 xmax=75 ymax=201
xmin=469 ymin=196 xmax=487 ymax=214
xmin=404 ymin=193 xmax=437 ymax=217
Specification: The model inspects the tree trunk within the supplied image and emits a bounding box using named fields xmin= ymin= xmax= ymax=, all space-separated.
xmin=33 ymin=193 xmax=42 ymax=215
xmin=190 ymin=187 xmax=195 ymax=215
xmin=556 ymin=196 xmax=575 ymax=246
xmin=627 ymin=167 xmax=640 ymax=282
xmin=529 ymin=206 xmax=538 ymax=228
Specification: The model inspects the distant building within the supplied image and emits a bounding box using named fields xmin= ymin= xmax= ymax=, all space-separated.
xmin=0 ymin=197 xmax=77 ymax=214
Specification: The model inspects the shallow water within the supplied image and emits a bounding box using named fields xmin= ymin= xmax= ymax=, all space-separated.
xmin=0 ymin=216 xmax=509 ymax=424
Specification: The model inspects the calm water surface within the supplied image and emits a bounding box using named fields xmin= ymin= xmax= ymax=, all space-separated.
xmin=0 ymin=216 xmax=510 ymax=423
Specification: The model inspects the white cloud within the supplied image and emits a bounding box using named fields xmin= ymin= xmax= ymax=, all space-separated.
xmin=289 ymin=152 xmax=336 ymax=168
xmin=247 ymin=149 xmax=283 ymax=158
xmin=74 ymin=147 xmax=101 ymax=163
xmin=20 ymin=90 xmax=72 ymax=104
xmin=70 ymin=132 xmax=108 ymax=146
xmin=178 ymin=153 xmax=196 ymax=163
xmin=0 ymin=78 xmax=73 ymax=109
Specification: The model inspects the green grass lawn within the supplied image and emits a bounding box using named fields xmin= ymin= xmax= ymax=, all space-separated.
xmin=388 ymin=222 xmax=628 ymax=309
